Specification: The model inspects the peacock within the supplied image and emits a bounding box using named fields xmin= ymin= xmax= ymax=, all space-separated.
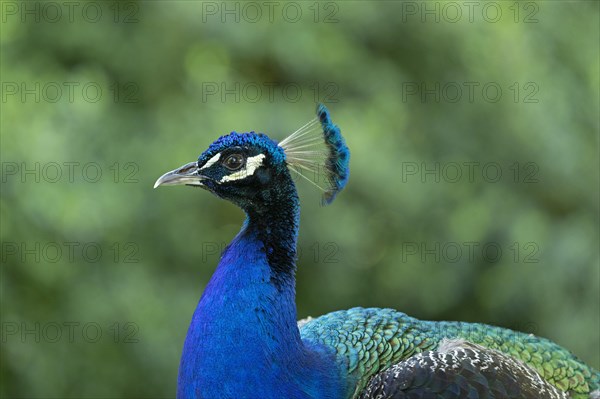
xmin=154 ymin=104 xmax=600 ymax=399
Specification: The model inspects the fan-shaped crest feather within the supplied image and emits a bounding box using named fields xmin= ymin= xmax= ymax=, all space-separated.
xmin=278 ymin=104 xmax=350 ymax=204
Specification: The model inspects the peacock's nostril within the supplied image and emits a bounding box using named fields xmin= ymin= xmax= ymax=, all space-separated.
xmin=179 ymin=164 xmax=197 ymax=174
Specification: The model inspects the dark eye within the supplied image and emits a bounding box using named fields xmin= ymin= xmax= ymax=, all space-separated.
xmin=223 ymin=154 xmax=245 ymax=170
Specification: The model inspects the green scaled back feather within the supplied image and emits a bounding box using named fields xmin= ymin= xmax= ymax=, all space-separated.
xmin=299 ymin=307 xmax=600 ymax=399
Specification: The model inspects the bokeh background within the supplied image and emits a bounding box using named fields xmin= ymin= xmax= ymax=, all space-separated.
xmin=1 ymin=1 xmax=599 ymax=397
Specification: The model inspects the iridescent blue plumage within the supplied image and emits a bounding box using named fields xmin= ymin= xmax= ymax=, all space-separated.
xmin=154 ymin=105 xmax=599 ymax=399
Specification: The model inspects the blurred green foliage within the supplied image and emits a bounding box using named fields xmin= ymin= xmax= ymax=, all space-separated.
xmin=1 ymin=1 xmax=599 ymax=397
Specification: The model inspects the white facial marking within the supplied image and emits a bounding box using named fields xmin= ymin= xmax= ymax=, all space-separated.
xmin=220 ymin=153 xmax=266 ymax=183
xmin=200 ymin=153 xmax=221 ymax=170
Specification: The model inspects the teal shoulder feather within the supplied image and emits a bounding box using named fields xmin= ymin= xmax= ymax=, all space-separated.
xmin=299 ymin=307 xmax=600 ymax=399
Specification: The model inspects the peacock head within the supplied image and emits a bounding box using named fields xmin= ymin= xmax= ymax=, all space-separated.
xmin=154 ymin=104 xmax=350 ymax=212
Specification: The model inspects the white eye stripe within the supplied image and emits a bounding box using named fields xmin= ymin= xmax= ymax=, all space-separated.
xmin=200 ymin=153 xmax=221 ymax=170
xmin=220 ymin=153 xmax=266 ymax=183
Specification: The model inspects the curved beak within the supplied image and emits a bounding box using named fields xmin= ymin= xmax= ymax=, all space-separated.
xmin=154 ymin=162 xmax=206 ymax=189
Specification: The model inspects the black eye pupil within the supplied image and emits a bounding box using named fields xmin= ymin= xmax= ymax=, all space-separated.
xmin=224 ymin=154 xmax=244 ymax=170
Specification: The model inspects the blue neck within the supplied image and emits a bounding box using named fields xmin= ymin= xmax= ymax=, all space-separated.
xmin=177 ymin=187 xmax=344 ymax=399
